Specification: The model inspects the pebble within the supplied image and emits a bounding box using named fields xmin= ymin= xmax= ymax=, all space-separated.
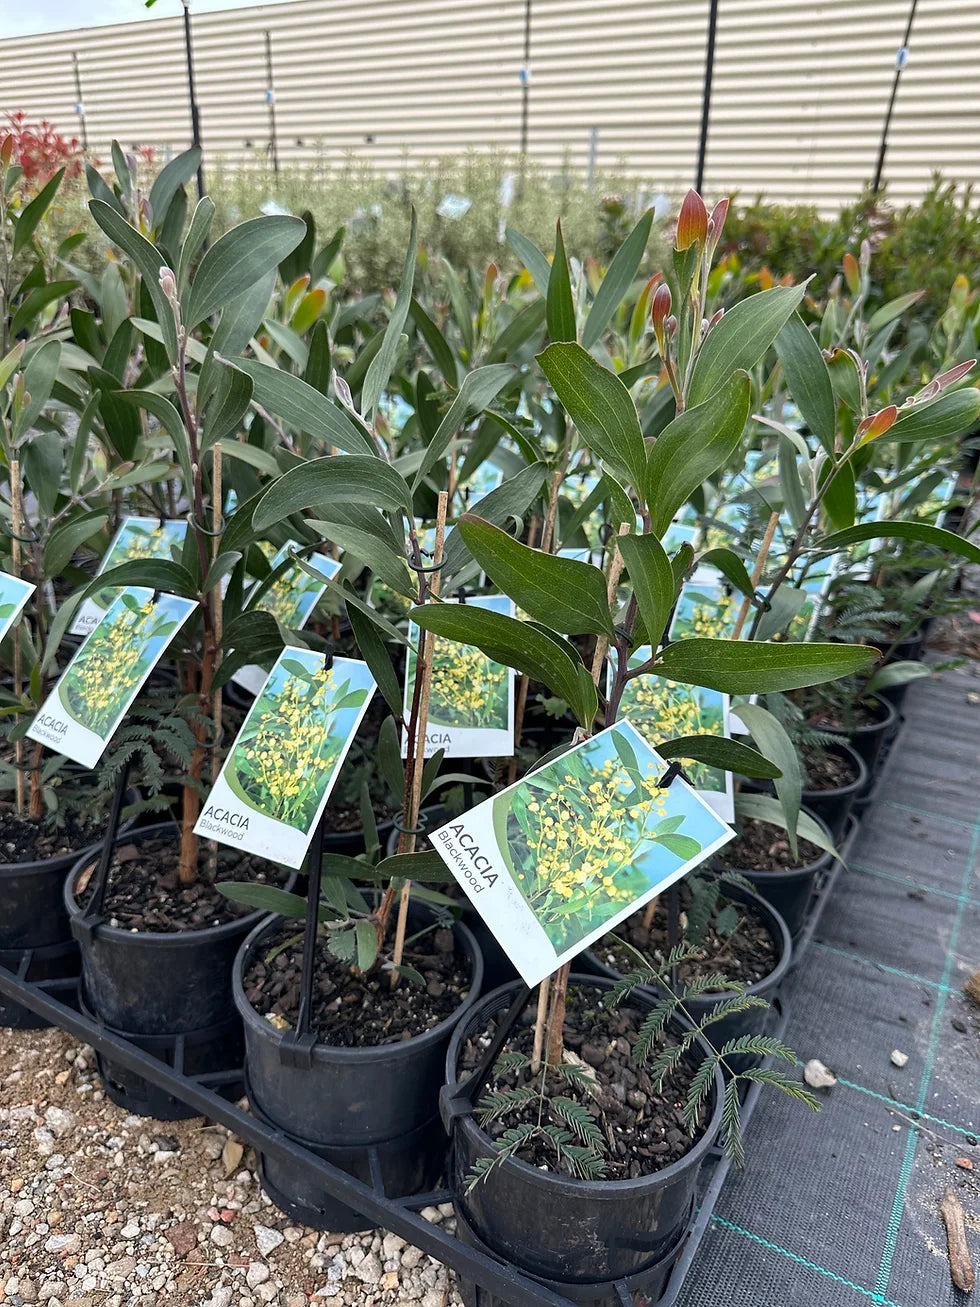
xmin=43 ymin=1107 xmax=76 ymax=1139
xmin=246 ymin=1263 xmax=271 ymax=1288
xmin=890 ymin=1049 xmax=909 ymax=1068
xmin=254 ymin=1224 xmax=285 ymax=1256
xmin=210 ymin=1224 xmax=235 ymax=1248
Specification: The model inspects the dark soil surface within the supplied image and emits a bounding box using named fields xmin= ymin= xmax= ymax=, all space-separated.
xmin=461 ymin=984 xmax=709 ymax=1180
xmin=74 ymin=837 xmax=287 ymax=933
xmin=802 ymin=692 xmax=888 ymax=732
xmin=244 ymin=922 xmax=472 ymax=1046
xmin=592 ymin=887 xmax=778 ymax=990
xmin=802 ymin=746 xmax=859 ymax=792
xmin=716 ymin=817 xmax=823 ymax=872
xmin=1 ymin=809 xmax=105 ymax=866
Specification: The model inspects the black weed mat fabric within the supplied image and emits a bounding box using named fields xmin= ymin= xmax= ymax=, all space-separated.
xmin=676 ymin=663 xmax=980 ymax=1307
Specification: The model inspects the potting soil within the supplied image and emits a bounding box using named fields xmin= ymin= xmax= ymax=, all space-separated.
xmin=677 ymin=664 xmax=980 ymax=1307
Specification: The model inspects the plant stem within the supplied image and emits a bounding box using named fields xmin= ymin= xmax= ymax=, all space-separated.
xmin=545 ymin=962 xmax=570 ymax=1066
xmin=732 ymin=510 xmax=780 ymax=639
xmin=507 ymin=517 xmax=539 ymax=786
xmin=530 ymin=976 xmax=550 ymax=1075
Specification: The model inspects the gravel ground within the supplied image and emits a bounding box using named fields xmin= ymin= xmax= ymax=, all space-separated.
xmin=0 ymin=1025 xmax=463 ymax=1307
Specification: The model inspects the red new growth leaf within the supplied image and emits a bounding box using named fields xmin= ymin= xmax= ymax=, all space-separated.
xmin=676 ymin=190 xmax=708 ymax=251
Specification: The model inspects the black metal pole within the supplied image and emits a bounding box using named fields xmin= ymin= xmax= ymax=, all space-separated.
xmin=694 ymin=0 xmax=719 ymax=192
xmin=264 ymin=30 xmax=280 ymax=178
xmin=871 ymin=0 xmax=918 ymax=195
xmin=71 ymin=52 xmax=88 ymax=154
xmin=181 ymin=0 xmax=206 ymax=198
xmin=519 ymin=0 xmax=532 ymax=157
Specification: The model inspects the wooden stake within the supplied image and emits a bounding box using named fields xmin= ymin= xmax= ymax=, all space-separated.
xmin=530 ymin=976 xmax=550 ymax=1074
xmin=211 ymin=443 xmax=223 ymax=750
xmin=732 ymin=511 xmax=780 ymax=640
xmin=391 ymin=490 xmax=449 ymax=980
xmin=642 ymin=895 xmax=659 ymax=931
xmin=940 ymin=1188 xmax=975 ymax=1292
xmin=507 ymin=518 xmax=539 ymax=786
xmin=10 ymin=459 xmax=24 ymax=817
xmin=589 ymin=522 xmax=630 ymax=689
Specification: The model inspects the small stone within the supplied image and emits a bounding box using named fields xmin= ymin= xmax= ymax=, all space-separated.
xmin=43 ymin=1107 xmax=76 ymax=1139
xmin=120 ymin=1221 xmax=141 ymax=1240
xmin=165 ymin=1222 xmax=199 ymax=1256
xmin=45 ymin=1233 xmax=81 ymax=1255
xmin=256 ymin=1286 xmax=278 ymax=1305
xmin=421 ymin=1290 xmax=447 ymax=1307
xmin=803 ymin=1058 xmax=837 ymax=1089
xmin=380 ymin=1272 xmax=400 ymax=1291
xmin=952 ymin=1018 xmax=968 ymax=1033
xmin=33 ymin=1128 xmax=56 ymax=1156
xmin=38 ymin=1281 xmax=67 ymax=1301
xmin=955 ymin=1157 xmax=974 ymax=1170
xmin=222 ymin=1139 xmax=245 ymax=1177
xmin=401 ymin=1246 xmax=423 ymax=1270
xmin=890 ymin=1049 xmax=909 ymax=1068
xmin=105 ymin=1257 xmax=136 ymax=1280
xmin=285 ymin=1297 xmax=306 ymax=1307
xmin=220 ymin=1209 xmax=236 ymax=1224
xmin=20 ymin=1279 xmax=38 ymax=1304
xmin=207 ymin=1289 xmax=234 ymax=1307
xmin=353 ymin=1252 xmax=382 ymax=1284
xmin=254 ymin=1225 xmax=284 ymax=1257
xmin=282 ymin=1227 xmax=303 ymax=1244
xmin=246 ymin=1264 xmax=270 ymax=1289
xmin=210 ymin=1224 xmax=235 ymax=1248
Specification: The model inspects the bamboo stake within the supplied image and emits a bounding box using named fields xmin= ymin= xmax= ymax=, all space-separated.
xmin=507 ymin=517 xmax=539 ymax=786
xmin=732 ymin=511 xmax=780 ymax=640
xmin=10 ymin=459 xmax=24 ymax=817
xmin=391 ymin=490 xmax=449 ymax=980
xmin=589 ymin=522 xmax=630 ymax=688
xmin=211 ymin=443 xmax=223 ymax=749
xmin=530 ymin=976 xmax=550 ymax=1075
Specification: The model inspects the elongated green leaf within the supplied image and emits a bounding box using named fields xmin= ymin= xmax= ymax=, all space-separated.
xmin=731 ymin=703 xmax=801 ymax=857
xmin=412 ymin=364 xmax=515 ymax=489
xmin=307 ymin=518 xmax=414 ymax=598
xmin=487 ymin=298 xmax=548 ymax=364
xmin=13 ymin=168 xmax=64 ymax=256
xmin=816 ymin=520 xmax=980 ymax=567
xmin=546 ymin=221 xmax=576 ymax=343
xmin=697 ymin=549 xmax=754 ymax=598
xmin=442 ymin=461 xmax=547 ymax=583
xmin=89 ymin=199 xmax=177 ymax=360
xmin=864 ymin=660 xmax=933 ymax=693
xmin=362 ymin=209 xmax=417 ymax=417
xmin=215 ymin=882 xmax=306 ymax=917
xmin=733 ymin=792 xmax=839 ymax=860
xmin=618 ymin=533 xmax=674 ymax=651
xmin=204 ymin=360 xmax=253 ymax=448
xmin=254 ymin=456 xmax=413 ymax=530
xmin=409 ymin=296 xmax=459 ymax=385
xmin=645 ymin=371 xmax=751 ymax=534
xmin=819 ymin=458 xmax=856 ymax=531
xmin=11 ymin=279 xmax=78 ymax=338
xmin=689 ymin=283 xmax=807 ymax=407
xmin=234 ymin=358 xmax=375 ymax=455
xmin=775 ymin=313 xmax=836 ymax=453
xmin=658 ymin=734 xmax=781 ymax=778
xmin=887 ymin=389 xmax=980 ymax=444
xmin=75 ymin=558 xmax=198 ymax=603
xmin=43 ymin=512 xmax=109 ymax=578
xmin=347 ymin=602 xmax=403 ymax=716
xmin=778 ymin=433 xmax=807 ymax=529
xmin=13 ymin=340 xmax=61 ymax=439
xmin=825 ymin=348 xmax=863 ymax=413
xmin=218 ymin=441 xmax=280 ymax=477
xmin=457 ymin=515 xmax=613 ymax=636
xmin=115 ymin=389 xmax=192 ymax=489
xmin=582 ymin=209 xmax=654 ymax=350
xmin=659 ymin=638 xmax=878 ymax=694
xmin=185 ymin=215 xmax=305 ymax=327
xmin=213 ymin=267 xmax=276 ymax=358
xmin=148 ymin=147 xmax=201 ymax=231
xmin=410 ymin=602 xmax=598 ymax=727
xmin=505 ymin=227 xmax=552 ymax=292
xmin=538 ymin=342 xmax=646 ymax=489
xmin=867 ymin=290 xmax=925 ymax=334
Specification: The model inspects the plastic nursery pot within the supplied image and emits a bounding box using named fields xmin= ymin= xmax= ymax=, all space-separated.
xmin=444 ymin=976 xmax=725 ymax=1285
xmin=709 ymin=808 xmax=835 ymax=938
xmin=233 ymin=903 xmax=484 ymax=1232
xmin=0 ymin=940 xmax=80 ymax=1031
xmin=743 ymin=741 xmax=867 ymax=845
xmin=63 ymin=822 xmax=292 ymax=1036
xmin=819 ymin=693 xmax=898 ymax=783
xmin=582 ymin=883 xmax=793 ymax=1075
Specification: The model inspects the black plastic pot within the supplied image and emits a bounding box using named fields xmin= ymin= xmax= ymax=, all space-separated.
xmin=581 ymin=883 xmax=793 ymax=1074
xmin=234 ymin=904 xmax=484 ymax=1231
xmin=1 ymin=840 xmax=101 ymax=953
xmin=445 ymin=976 xmax=725 ymax=1285
xmin=743 ymin=741 xmax=867 ymax=844
xmin=820 ymin=693 xmax=898 ymax=783
xmin=64 ymin=822 xmax=288 ymax=1035
xmin=710 ymin=809 xmax=835 ymax=938
xmin=0 ymin=940 xmax=79 ymax=1030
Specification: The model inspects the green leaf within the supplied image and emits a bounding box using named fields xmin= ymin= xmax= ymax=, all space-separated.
xmin=11 ymin=279 xmax=79 ymax=339
xmin=487 ymin=299 xmax=547 ymax=364
xmin=411 ymin=364 xmax=515 ymax=489
xmin=888 ymin=389 xmax=980 ymax=444
xmin=234 ymin=358 xmax=374 ymax=455
xmin=376 ymin=850 xmax=455 ymax=883
xmin=254 ymin=455 xmax=413 ymax=530
xmin=204 ymin=360 xmax=253 ymax=449
xmin=75 ymin=558 xmax=199 ymax=604
xmin=645 ymin=371 xmax=751 ymax=535
xmin=538 ymin=342 xmax=646 ymax=489
xmin=22 ymin=430 xmax=62 ymax=517
xmin=658 ymin=733 xmax=782 ymax=779
xmin=215 ymin=882 xmax=307 ymax=917
xmin=731 ymin=702 xmax=801 ymax=857
xmin=355 ymin=919 xmax=379 ymax=971
xmin=657 ymin=834 xmax=704 ymax=860
xmin=658 ymin=638 xmax=878 ymax=694
xmin=867 ymin=290 xmax=925 ymax=334
xmin=505 ymin=227 xmax=552 ymax=292
xmin=825 ymin=348 xmax=863 ymax=413
xmin=689 ymin=282 xmax=807 ymax=407
xmin=410 ymin=602 xmax=597 ymax=727
xmin=185 ymin=215 xmax=306 ymax=328
xmin=218 ymin=441 xmax=280 ymax=478
xmin=177 ymin=196 xmax=215 ymax=290
xmin=307 ymin=518 xmax=414 ymax=598
xmin=43 ymin=512 xmax=109 ymax=578
xmin=13 ymin=340 xmax=61 ymax=439
xmin=734 ymin=792 xmax=839 ymax=860
xmin=546 ymin=221 xmax=576 ymax=343
xmin=378 ymin=716 xmax=406 ymax=802
xmin=778 ymin=434 xmax=807 ymax=529
xmin=582 ymin=209 xmax=654 ymax=350
xmin=819 ymin=458 xmax=856 ymax=531
xmin=457 ymin=515 xmax=614 ymax=636
xmin=347 ymin=602 xmax=404 ymax=716
xmin=88 ymin=199 xmax=177 ymax=361
xmin=362 ymin=208 xmax=417 ymax=417
xmin=816 ymin=521 xmax=980 ymax=567
xmin=212 ymin=267 xmax=276 ymax=358
xmin=13 ymin=168 xmax=64 ymax=256
xmin=618 ymin=533 xmax=675 ymax=651
xmin=697 ymin=549 xmax=755 ymax=598
xmin=148 ymin=147 xmax=202 ymax=231
xmin=114 ymin=389 xmax=193 ymax=490
xmin=409 ymin=296 xmax=459 ymax=385
xmin=775 ymin=313 xmax=836 ymax=453
xmin=864 ymin=660 xmax=933 ymax=694
xmin=441 ymin=462 xmax=548 ymax=584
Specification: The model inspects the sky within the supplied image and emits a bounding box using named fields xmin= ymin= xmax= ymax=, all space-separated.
xmin=3 ymin=0 xmax=296 ymax=39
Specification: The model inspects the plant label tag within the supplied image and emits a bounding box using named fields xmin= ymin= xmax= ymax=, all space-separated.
xmin=69 ymin=517 xmax=188 ymax=637
xmin=429 ymin=720 xmax=735 ymax=987
xmin=668 ymin=571 xmax=739 ymax=641
xmin=402 ymin=595 xmax=515 ymax=759
xmin=232 ymin=546 xmax=341 ymax=697
xmin=610 ymin=646 xmax=735 ymax=823
xmin=28 ymin=588 xmax=196 ymax=768
xmin=0 ymin=574 xmax=35 ymax=643
xmin=196 ymin=648 xmax=377 ymax=869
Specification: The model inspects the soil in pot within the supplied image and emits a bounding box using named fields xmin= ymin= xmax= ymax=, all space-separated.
xmin=74 ymin=835 xmax=288 ymax=933
xmin=715 ymin=818 xmax=823 ymax=874
xmin=803 ymin=746 xmax=859 ymax=791
xmin=243 ymin=921 xmax=472 ymax=1046
xmin=460 ymin=982 xmax=709 ymax=1181
xmin=1 ymin=808 xmax=107 ymax=865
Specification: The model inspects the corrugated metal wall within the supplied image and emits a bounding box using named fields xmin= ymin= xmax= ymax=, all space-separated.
xmin=1 ymin=0 xmax=977 ymax=211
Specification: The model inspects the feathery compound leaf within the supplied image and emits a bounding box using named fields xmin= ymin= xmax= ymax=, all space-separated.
xmin=634 ymin=996 xmax=681 ymax=1064
xmin=683 ymin=1057 xmax=720 ymax=1128
xmin=720 ymin=1078 xmax=745 ymax=1168
xmin=476 ymin=1086 xmax=539 ymax=1125
xmin=551 ymin=1097 xmax=604 ymax=1150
